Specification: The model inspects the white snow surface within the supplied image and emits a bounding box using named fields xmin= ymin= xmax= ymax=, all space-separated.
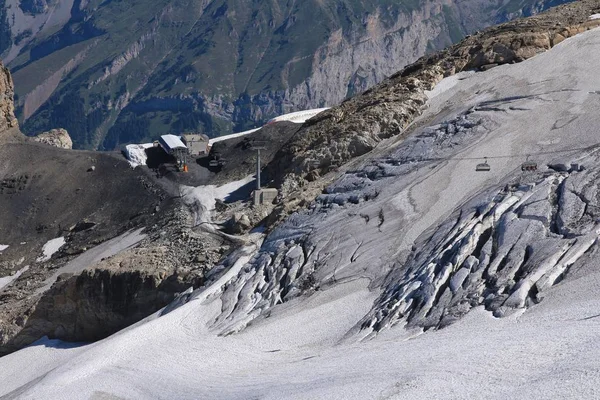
xmin=424 ymin=71 xmax=474 ymax=99
xmin=590 ymin=13 xmax=600 ymax=20
xmin=36 ymin=237 xmax=66 ymax=263
xmin=0 ymin=244 xmax=8 ymax=252
xmin=209 ymin=108 xmax=329 ymax=145
xmin=4 ymin=28 xmax=600 ymax=400
xmin=180 ymin=175 xmax=254 ymax=226
xmin=124 ymin=143 xmax=153 ymax=168
xmin=266 ymin=107 xmax=330 ymax=124
xmin=208 ymin=128 xmax=261 ymax=145
xmin=36 ymin=228 xmax=146 ymax=294
xmin=0 ymin=266 xmax=29 ymax=292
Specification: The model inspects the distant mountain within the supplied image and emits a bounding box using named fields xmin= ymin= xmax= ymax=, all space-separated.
xmin=0 ymin=0 xmax=574 ymax=149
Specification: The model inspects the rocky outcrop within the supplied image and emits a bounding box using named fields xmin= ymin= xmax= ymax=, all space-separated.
xmin=0 ymin=193 xmax=227 ymax=355
xmin=0 ymin=266 xmax=200 ymax=354
xmin=265 ymin=0 xmax=600 ymax=198
xmin=0 ymin=62 xmax=18 ymax=134
xmin=33 ymin=128 xmax=73 ymax=149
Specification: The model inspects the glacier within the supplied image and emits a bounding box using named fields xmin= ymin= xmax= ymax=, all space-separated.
xmin=2 ymin=26 xmax=600 ymax=400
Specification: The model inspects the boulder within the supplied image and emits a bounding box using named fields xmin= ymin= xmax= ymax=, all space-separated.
xmin=227 ymin=212 xmax=252 ymax=234
xmin=34 ymin=129 xmax=73 ymax=149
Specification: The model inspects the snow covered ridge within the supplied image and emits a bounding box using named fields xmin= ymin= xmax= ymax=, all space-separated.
xmin=209 ymin=108 xmax=330 ymax=145
xmin=196 ymin=27 xmax=600 ymax=338
xmin=208 ymin=128 xmax=261 ymax=145
xmin=266 ymin=108 xmax=330 ymax=124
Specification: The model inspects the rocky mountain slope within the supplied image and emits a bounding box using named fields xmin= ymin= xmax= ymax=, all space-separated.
xmin=3 ymin=2 xmax=600 ymax=398
xmin=3 ymin=11 xmax=600 ymax=396
xmin=1 ymin=0 xmax=575 ymax=149
xmin=264 ymin=0 xmax=600 ymax=200
xmin=0 ymin=62 xmax=18 ymax=134
xmin=0 ymin=62 xmax=216 ymax=355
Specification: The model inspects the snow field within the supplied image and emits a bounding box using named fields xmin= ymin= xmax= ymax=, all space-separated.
xmin=3 ymin=26 xmax=600 ymax=400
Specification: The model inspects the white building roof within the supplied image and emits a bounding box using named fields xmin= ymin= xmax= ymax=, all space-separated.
xmin=159 ymin=134 xmax=187 ymax=152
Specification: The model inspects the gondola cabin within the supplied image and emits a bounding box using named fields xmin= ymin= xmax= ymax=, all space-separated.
xmin=521 ymin=161 xmax=538 ymax=171
xmin=476 ymin=160 xmax=491 ymax=172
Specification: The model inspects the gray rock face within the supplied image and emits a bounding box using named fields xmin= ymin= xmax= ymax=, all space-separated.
xmin=1 ymin=267 xmax=200 ymax=354
xmin=0 ymin=63 xmax=18 ymax=135
xmin=33 ymin=128 xmax=72 ymax=149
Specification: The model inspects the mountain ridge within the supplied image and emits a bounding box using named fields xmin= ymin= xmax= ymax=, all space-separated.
xmin=0 ymin=0 xmax=577 ymax=149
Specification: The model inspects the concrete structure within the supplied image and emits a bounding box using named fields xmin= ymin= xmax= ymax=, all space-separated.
xmin=253 ymin=188 xmax=278 ymax=205
xmin=182 ymin=133 xmax=210 ymax=155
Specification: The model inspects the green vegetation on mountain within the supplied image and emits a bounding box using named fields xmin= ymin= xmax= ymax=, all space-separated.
xmin=0 ymin=0 xmax=576 ymax=149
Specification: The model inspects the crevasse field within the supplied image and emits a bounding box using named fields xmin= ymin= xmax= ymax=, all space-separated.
xmin=3 ymin=27 xmax=600 ymax=400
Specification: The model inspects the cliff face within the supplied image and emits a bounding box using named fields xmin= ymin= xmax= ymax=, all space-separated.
xmin=0 ymin=63 xmax=18 ymax=136
xmin=1 ymin=0 xmax=576 ymax=149
xmin=1 ymin=267 xmax=200 ymax=355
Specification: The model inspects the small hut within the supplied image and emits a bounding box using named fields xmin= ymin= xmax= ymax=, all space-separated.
xmin=182 ymin=133 xmax=211 ymax=156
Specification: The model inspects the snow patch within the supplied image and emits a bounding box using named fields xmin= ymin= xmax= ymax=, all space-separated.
xmin=124 ymin=143 xmax=153 ymax=168
xmin=181 ymin=175 xmax=255 ymax=226
xmin=37 ymin=228 xmax=146 ymax=294
xmin=208 ymin=128 xmax=261 ymax=145
xmin=266 ymin=107 xmax=330 ymax=124
xmin=0 ymin=266 xmax=29 ymax=291
xmin=425 ymin=71 xmax=474 ymax=99
xmin=590 ymin=14 xmax=600 ymax=20
xmin=208 ymin=108 xmax=330 ymax=145
xmin=36 ymin=237 xmax=66 ymax=262
xmin=0 ymin=244 xmax=8 ymax=252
